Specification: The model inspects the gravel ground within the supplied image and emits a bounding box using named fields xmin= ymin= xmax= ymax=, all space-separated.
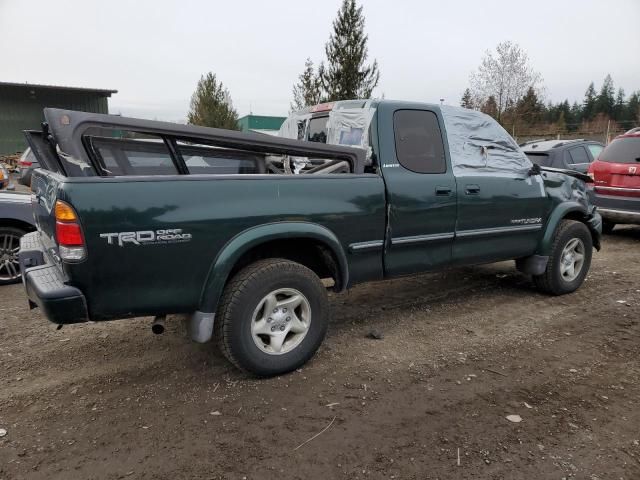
xmin=1 ymin=227 xmax=639 ymax=480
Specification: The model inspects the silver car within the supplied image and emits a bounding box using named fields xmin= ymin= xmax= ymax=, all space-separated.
xmin=0 ymin=192 xmax=35 ymax=284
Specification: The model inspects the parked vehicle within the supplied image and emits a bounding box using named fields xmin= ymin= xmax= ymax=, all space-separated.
xmin=17 ymin=148 xmax=39 ymax=186
xmin=19 ymin=103 xmax=601 ymax=376
xmin=588 ymin=131 xmax=640 ymax=233
xmin=520 ymin=139 xmax=605 ymax=174
xmin=0 ymin=191 xmax=35 ymax=284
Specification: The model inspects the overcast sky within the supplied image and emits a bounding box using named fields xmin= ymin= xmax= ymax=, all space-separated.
xmin=1 ymin=0 xmax=638 ymax=121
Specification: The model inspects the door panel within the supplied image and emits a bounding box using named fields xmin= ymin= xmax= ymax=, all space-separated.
xmin=453 ymin=172 xmax=547 ymax=265
xmin=379 ymin=107 xmax=457 ymax=276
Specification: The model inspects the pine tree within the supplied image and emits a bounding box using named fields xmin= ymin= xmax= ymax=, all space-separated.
xmin=583 ymin=82 xmax=597 ymax=120
xmin=320 ymin=0 xmax=380 ymax=101
xmin=570 ymin=101 xmax=583 ymax=129
xmin=626 ymin=91 xmax=640 ymax=124
xmin=516 ymin=87 xmax=543 ymax=125
xmin=291 ymin=58 xmax=322 ymax=111
xmin=187 ymin=72 xmax=239 ymax=130
xmin=613 ymin=87 xmax=625 ymax=121
xmin=481 ymin=96 xmax=498 ymax=119
xmin=460 ymin=88 xmax=474 ymax=109
xmin=595 ymin=74 xmax=615 ymax=117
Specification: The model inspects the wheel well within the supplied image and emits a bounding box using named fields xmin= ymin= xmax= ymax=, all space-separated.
xmin=0 ymin=218 xmax=35 ymax=233
xmin=561 ymin=210 xmax=601 ymax=250
xmin=229 ymin=238 xmax=342 ymax=291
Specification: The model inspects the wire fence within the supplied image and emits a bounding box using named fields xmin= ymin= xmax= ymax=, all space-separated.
xmin=512 ymin=119 xmax=638 ymax=145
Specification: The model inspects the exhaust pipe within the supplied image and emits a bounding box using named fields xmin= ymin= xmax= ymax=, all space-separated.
xmin=151 ymin=315 xmax=166 ymax=335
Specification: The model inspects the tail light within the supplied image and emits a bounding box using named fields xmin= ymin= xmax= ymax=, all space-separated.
xmin=19 ymin=160 xmax=33 ymax=167
xmin=55 ymin=200 xmax=86 ymax=261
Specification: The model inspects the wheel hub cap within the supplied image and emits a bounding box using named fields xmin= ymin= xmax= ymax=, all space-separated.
xmin=0 ymin=233 xmax=21 ymax=282
xmin=251 ymin=288 xmax=311 ymax=355
xmin=559 ymin=237 xmax=585 ymax=282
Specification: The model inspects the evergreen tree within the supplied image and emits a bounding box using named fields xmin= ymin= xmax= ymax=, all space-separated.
xmin=570 ymin=101 xmax=583 ymax=129
xmin=320 ymin=0 xmax=380 ymax=101
xmin=187 ymin=72 xmax=239 ymax=130
xmin=516 ymin=87 xmax=543 ymax=125
xmin=595 ymin=74 xmax=615 ymax=117
xmin=559 ymin=100 xmax=572 ymax=125
xmin=460 ymin=88 xmax=474 ymax=109
xmin=613 ymin=87 xmax=625 ymax=120
xmin=583 ymin=82 xmax=597 ymax=120
xmin=626 ymin=91 xmax=640 ymax=124
xmin=481 ymin=96 xmax=498 ymax=119
xmin=291 ymin=58 xmax=322 ymax=111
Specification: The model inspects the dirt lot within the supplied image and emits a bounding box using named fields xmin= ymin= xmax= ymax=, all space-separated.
xmin=1 ymin=228 xmax=639 ymax=480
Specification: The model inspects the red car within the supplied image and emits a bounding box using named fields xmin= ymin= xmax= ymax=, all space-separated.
xmin=588 ymin=131 xmax=640 ymax=233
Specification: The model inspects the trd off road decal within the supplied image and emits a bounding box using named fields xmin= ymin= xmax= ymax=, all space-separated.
xmin=100 ymin=229 xmax=192 ymax=247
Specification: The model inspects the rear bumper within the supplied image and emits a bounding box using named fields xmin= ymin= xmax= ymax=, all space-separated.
xmin=594 ymin=193 xmax=640 ymax=224
xmin=19 ymin=232 xmax=88 ymax=324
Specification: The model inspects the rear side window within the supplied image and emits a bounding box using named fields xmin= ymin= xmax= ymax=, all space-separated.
xmin=599 ymin=137 xmax=640 ymax=164
xmin=587 ymin=144 xmax=603 ymax=160
xmin=86 ymin=129 xmax=178 ymax=176
xmin=567 ymin=147 xmax=590 ymax=165
xmin=393 ymin=110 xmax=446 ymax=173
xmin=177 ymin=142 xmax=263 ymax=174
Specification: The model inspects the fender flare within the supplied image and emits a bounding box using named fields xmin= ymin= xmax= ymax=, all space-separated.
xmin=197 ymin=222 xmax=349 ymax=314
xmin=538 ymin=202 xmax=589 ymax=255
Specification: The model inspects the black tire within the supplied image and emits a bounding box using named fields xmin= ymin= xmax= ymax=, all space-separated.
xmin=602 ymin=220 xmax=616 ymax=235
xmin=215 ymin=258 xmax=329 ymax=377
xmin=0 ymin=226 xmax=26 ymax=285
xmin=533 ymin=220 xmax=592 ymax=295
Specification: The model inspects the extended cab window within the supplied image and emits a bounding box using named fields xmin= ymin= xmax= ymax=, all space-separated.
xmin=393 ymin=110 xmax=446 ymax=173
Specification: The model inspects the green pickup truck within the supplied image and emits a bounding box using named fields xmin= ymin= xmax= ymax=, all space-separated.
xmin=19 ymin=101 xmax=601 ymax=376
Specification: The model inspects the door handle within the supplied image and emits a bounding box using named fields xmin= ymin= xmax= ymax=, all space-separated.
xmin=465 ymin=184 xmax=480 ymax=195
xmin=435 ymin=186 xmax=452 ymax=196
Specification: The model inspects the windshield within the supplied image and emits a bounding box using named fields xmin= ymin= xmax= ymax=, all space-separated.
xmin=599 ymin=137 xmax=640 ymax=164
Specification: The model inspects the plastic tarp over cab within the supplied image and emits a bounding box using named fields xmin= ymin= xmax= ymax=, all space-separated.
xmin=440 ymin=105 xmax=533 ymax=175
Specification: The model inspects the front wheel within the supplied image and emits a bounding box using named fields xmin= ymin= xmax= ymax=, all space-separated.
xmin=215 ymin=258 xmax=329 ymax=377
xmin=533 ymin=220 xmax=593 ymax=295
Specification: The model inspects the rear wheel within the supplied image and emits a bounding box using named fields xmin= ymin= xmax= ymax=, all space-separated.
xmin=533 ymin=220 xmax=592 ymax=295
xmin=602 ymin=220 xmax=616 ymax=234
xmin=215 ymin=258 xmax=329 ymax=377
xmin=0 ymin=226 xmax=25 ymax=285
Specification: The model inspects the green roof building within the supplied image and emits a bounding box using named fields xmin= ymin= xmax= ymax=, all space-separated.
xmin=0 ymin=82 xmax=117 ymax=155
xmin=237 ymin=114 xmax=286 ymax=136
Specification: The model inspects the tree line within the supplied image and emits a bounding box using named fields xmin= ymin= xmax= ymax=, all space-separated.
xmin=185 ymin=3 xmax=638 ymax=138
xmin=461 ymin=41 xmax=639 ymax=136
xmin=185 ymin=0 xmax=379 ymax=129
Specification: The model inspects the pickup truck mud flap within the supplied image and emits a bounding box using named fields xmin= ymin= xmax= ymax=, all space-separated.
xmin=188 ymin=311 xmax=215 ymax=343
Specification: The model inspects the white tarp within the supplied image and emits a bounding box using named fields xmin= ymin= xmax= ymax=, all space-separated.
xmin=440 ymin=105 xmax=533 ymax=175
